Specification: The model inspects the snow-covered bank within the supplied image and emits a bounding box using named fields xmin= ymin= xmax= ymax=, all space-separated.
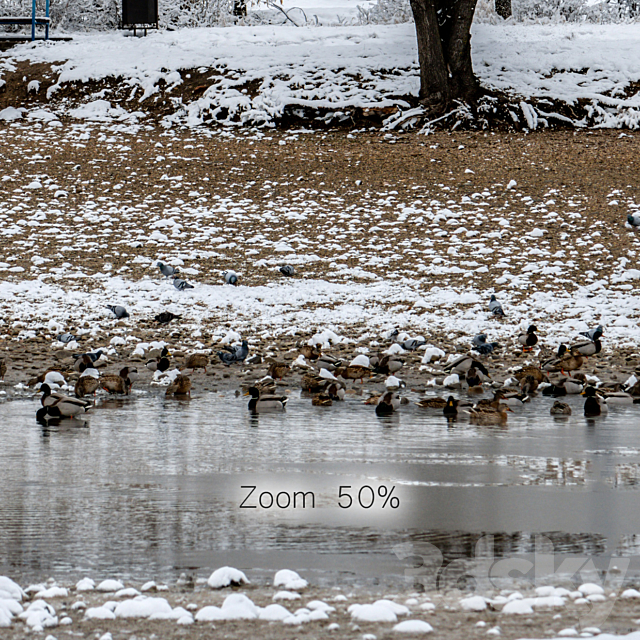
xmin=1 ymin=23 xmax=640 ymax=128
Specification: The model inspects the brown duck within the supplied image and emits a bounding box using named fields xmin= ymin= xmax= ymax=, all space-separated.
xmin=267 ymin=361 xmax=290 ymax=380
xmin=183 ymin=354 xmax=209 ymax=373
xmin=75 ymin=375 xmax=100 ymax=398
xmin=166 ymin=374 xmax=192 ymax=396
xmin=335 ymin=365 xmax=371 ymax=383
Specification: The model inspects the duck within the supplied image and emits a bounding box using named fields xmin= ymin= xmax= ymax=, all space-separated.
xmin=465 ymin=367 xmax=484 ymax=393
xmin=335 ymin=365 xmax=372 ymax=383
xmin=468 ymin=402 xmax=511 ymax=424
xmin=416 ymin=396 xmax=447 ymax=409
xmin=73 ymin=350 xmax=103 ymax=372
xmin=223 ymin=270 xmax=239 ymax=285
xmin=514 ymin=366 xmax=547 ymax=384
xmin=517 ymin=325 xmax=538 ymax=351
xmin=541 ymin=345 xmax=568 ymax=372
xmin=245 ymin=386 xmax=287 ymax=412
xmin=371 ymin=354 xmax=404 ymax=376
xmin=570 ymin=339 xmax=602 ymax=358
xmin=364 ymin=394 xmax=382 ymax=405
xmin=36 ymin=405 xmax=64 ymax=422
xmin=183 ymin=353 xmax=209 ymax=373
xmin=166 ymin=374 xmax=192 ymax=397
xmin=312 ymin=393 xmax=333 ymax=406
xmin=0 ymin=358 xmax=6 ymax=381
xmin=375 ymin=391 xmax=400 ymax=416
xmin=267 ymin=361 xmax=290 ymax=380
xmin=75 ymin=375 xmax=100 ymax=398
xmin=543 ymin=345 xmax=583 ymax=374
xmin=550 ymin=401 xmax=572 ymax=415
xmin=326 ymin=382 xmax=346 ymax=401
xmin=40 ymin=384 xmax=92 ymax=417
xmin=301 ymin=373 xmax=328 ymax=393
xmin=317 ymin=353 xmax=342 ymax=371
xmin=146 ymin=346 xmax=171 ymax=373
xmin=101 ymin=369 xmax=132 ymax=395
xmin=583 ymin=386 xmax=608 ymax=417
xmin=245 ymin=376 xmax=277 ymax=396
xmin=599 ymin=390 xmax=635 ymax=405
xmin=27 ymin=368 xmax=67 ymax=387
xmin=444 ymin=355 xmax=490 ymax=379
xmin=299 ymin=345 xmax=321 ymax=361
xmin=500 ymin=393 xmax=530 ymax=408
xmin=520 ymin=374 xmax=539 ymax=394
xmin=443 ymin=396 xmax=459 ymax=416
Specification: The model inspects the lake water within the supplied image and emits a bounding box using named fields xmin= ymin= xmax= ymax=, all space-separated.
xmin=3 ymin=388 xmax=640 ymax=588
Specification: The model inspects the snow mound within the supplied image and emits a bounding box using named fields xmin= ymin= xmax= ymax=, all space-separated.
xmin=195 ymin=593 xmax=259 ymax=621
xmin=258 ymin=604 xmax=292 ymax=621
xmin=274 ymin=569 xmax=308 ymax=591
xmin=96 ymin=579 xmax=125 ymax=592
xmin=207 ymin=566 xmax=250 ymax=589
xmin=393 ymin=620 xmax=434 ymax=633
xmin=0 ymin=577 xmax=24 ymax=601
xmin=349 ymin=602 xmax=398 ymax=622
xmin=75 ymin=577 xmax=95 ymax=591
xmin=460 ymin=595 xmax=487 ymax=611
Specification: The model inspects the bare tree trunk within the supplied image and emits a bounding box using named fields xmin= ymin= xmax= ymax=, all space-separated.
xmin=410 ymin=0 xmax=480 ymax=116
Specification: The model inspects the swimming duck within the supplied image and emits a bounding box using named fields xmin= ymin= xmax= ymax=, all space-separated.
xmin=184 ymin=353 xmax=209 ymax=373
xmin=500 ymin=392 xmax=530 ymax=408
xmin=40 ymin=384 xmax=92 ymax=417
xmin=570 ymin=339 xmax=602 ymax=357
xmin=444 ymin=355 xmax=490 ymax=378
xmin=599 ymin=390 xmax=634 ymax=405
xmin=583 ymin=386 xmax=608 ymax=416
xmin=489 ymin=295 xmax=506 ymax=318
xmin=517 ymin=325 xmax=539 ymax=351
xmin=468 ymin=402 xmax=511 ymax=424
xmin=335 ymin=365 xmax=372 ymax=383
xmin=146 ymin=347 xmax=171 ymax=373
xmin=443 ymin=396 xmax=459 ymax=416
xmin=416 ymin=396 xmax=447 ymax=409
xmin=550 ymin=401 xmax=572 ymax=415
xmin=166 ymin=374 xmax=192 ymax=397
xmin=75 ymin=375 xmax=100 ymax=398
xmin=267 ymin=361 xmax=290 ymax=380
xmin=312 ymin=393 xmax=333 ymax=406
xmin=101 ymin=369 xmax=132 ymax=395
xmin=245 ymin=386 xmax=287 ymax=412
xmin=375 ymin=391 xmax=400 ymax=416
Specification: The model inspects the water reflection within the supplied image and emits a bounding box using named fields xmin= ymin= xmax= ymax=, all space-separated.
xmin=2 ymin=390 xmax=640 ymax=584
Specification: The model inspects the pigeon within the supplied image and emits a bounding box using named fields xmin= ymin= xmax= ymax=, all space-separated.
xmin=56 ymin=333 xmax=76 ymax=343
xmin=579 ymin=325 xmax=604 ymax=341
xmin=402 ymin=338 xmax=426 ymax=351
xmin=223 ymin=270 xmax=238 ymax=285
xmin=472 ymin=334 xmax=500 ymax=355
xmin=154 ymin=311 xmax=182 ymax=325
xmin=218 ymin=340 xmax=249 ymax=365
xmin=279 ymin=265 xmax=295 ymax=277
xmin=173 ymin=276 xmax=194 ymax=291
xmin=489 ymin=295 xmax=505 ymax=317
xmin=107 ymin=305 xmax=129 ymax=319
xmin=157 ymin=261 xmax=179 ymax=278
xmin=628 ymin=214 xmax=640 ymax=227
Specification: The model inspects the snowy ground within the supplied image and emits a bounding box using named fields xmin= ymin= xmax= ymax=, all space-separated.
xmin=1 ymin=23 xmax=640 ymax=128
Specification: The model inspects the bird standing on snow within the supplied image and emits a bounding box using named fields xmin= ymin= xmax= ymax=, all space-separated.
xmin=489 ymin=295 xmax=505 ymax=317
xmin=157 ymin=261 xmax=179 ymax=278
xmin=107 ymin=305 xmax=129 ymax=319
xmin=218 ymin=340 xmax=249 ymax=365
xmin=173 ymin=276 xmax=194 ymax=291
xmin=223 ymin=270 xmax=238 ymax=285
xmin=628 ymin=214 xmax=640 ymax=227
xmin=279 ymin=265 xmax=295 ymax=277
xmin=517 ymin=325 xmax=539 ymax=352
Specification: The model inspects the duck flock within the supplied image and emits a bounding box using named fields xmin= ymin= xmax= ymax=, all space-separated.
xmin=23 ymin=258 xmax=631 ymax=425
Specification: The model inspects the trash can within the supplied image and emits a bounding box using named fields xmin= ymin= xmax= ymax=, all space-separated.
xmin=122 ymin=0 xmax=158 ymax=32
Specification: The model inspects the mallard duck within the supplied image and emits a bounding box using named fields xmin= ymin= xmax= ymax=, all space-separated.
xmin=267 ymin=361 xmax=290 ymax=380
xmin=500 ymin=392 xmax=530 ymax=408
xmin=570 ymin=339 xmax=602 ymax=357
xmin=312 ymin=393 xmax=333 ymax=406
xmin=550 ymin=401 xmax=572 ymax=415
xmin=465 ymin=366 xmax=484 ymax=393
xmin=246 ymin=376 xmax=277 ymax=396
xmin=0 ymin=358 xmax=6 ymax=381
xmin=184 ymin=353 xmax=209 ymax=373
xmin=299 ymin=345 xmax=321 ymax=361
xmin=444 ymin=356 xmax=490 ymax=379
xmin=301 ymin=373 xmax=328 ymax=393
xmin=468 ymin=402 xmax=511 ymax=424
xmin=245 ymin=386 xmax=287 ymax=412
xmin=520 ymin=374 xmax=539 ymax=394
xmin=517 ymin=325 xmax=539 ymax=351
xmin=146 ymin=346 xmax=171 ymax=372
xmin=364 ymin=394 xmax=382 ymax=405
xmin=40 ymin=384 xmax=91 ymax=417
xmin=476 ymin=390 xmax=506 ymax=407
xmin=121 ymin=366 xmax=138 ymax=384
xmin=600 ymin=390 xmax=634 ymax=405
xmin=541 ymin=345 xmax=568 ymax=372
xmin=36 ymin=405 xmax=64 ymax=422
xmin=583 ymin=386 xmax=607 ymax=416
xmin=416 ymin=396 xmax=447 ymax=409
xmin=514 ymin=366 xmax=546 ymax=383
xmin=166 ymin=374 xmax=192 ymax=396
xmin=73 ymin=350 xmax=103 ymax=372
xmin=100 ymin=371 xmax=131 ymax=395
xmin=371 ymin=354 xmax=404 ymax=375
xmin=75 ymin=375 xmax=100 ymax=398
xmin=317 ymin=354 xmax=342 ymax=371
xmin=375 ymin=391 xmax=400 ymax=416
xmin=326 ymin=382 xmax=345 ymax=401
xmin=544 ymin=346 xmax=583 ymax=374
xmin=335 ymin=365 xmax=372 ymax=383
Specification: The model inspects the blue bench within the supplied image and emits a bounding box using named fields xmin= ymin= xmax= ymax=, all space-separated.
xmin=0 ymin=0 xmax=50 ymax=40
